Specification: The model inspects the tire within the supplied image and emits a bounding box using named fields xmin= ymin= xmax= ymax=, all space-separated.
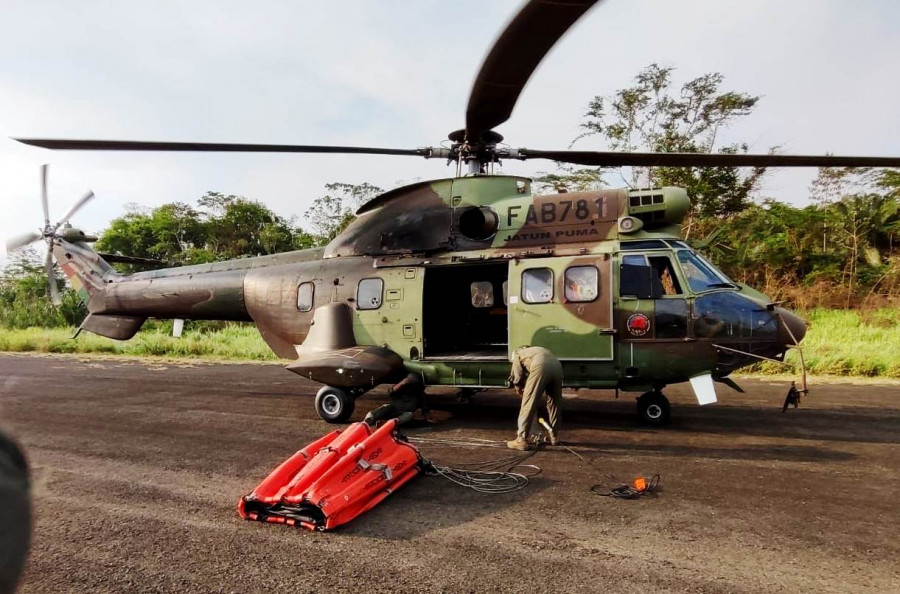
xmin=636 ymin=391 xmax=671 ymax=426
xmin=315 ymin=386 xmax=356 ymax=423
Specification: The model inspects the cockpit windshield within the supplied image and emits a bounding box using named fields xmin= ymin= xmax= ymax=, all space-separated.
xmin=676 ymin=250 xmax=735 ymax=292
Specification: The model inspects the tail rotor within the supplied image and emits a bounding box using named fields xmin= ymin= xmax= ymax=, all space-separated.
xmin=5 ymin=164 xmax=95 ymax=306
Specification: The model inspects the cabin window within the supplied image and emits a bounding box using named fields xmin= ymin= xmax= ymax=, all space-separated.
xmin=357 ymin=278 xmax=384 ymax=310
xmin=522 ymin=268 xmax=554 ymax=304
xmin=297 ymin=282 xmax=314 ymax=312
xmin=470 ymin=281 xmax=495 ymax=308
xmin=564 ymin=266 xmax=598 ymax=302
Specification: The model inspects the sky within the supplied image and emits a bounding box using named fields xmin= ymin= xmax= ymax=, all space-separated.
xmin=1 ymin=0 xmax=898 ymax=262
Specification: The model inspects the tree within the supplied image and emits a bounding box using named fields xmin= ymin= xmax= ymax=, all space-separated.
xmin=0 ymin=247 xmax=85 ymax=328
xmin=303 ymin=182 xmax=383 ymax=243
xmin=213 ymin=197 xmax=294 ymax=258
xmin=96 ymin=202 xmax=205 ymax=266
xmin=550 ymin=64 xmax=766 ymax=234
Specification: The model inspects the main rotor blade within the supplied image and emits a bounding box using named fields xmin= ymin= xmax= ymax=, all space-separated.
xmin=40 ymin=164 xmax=50 ymax=227
xmin=53 ymin=190 xmax=94 ymax=231
xmin=45 ymin=250 xmax=61 ymax=306
xmin=15 ymin=138 xmax=427 ymax=157
xmin=517 ymin=149 xmax=900 ymax=168
xmin=5 ymin=231 xmax=42 ymax=253
xmin=466 ymin=0 xmax=602 ymax=140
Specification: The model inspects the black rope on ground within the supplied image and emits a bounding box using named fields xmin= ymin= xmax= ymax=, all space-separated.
xmin=590 ymin=474 xmax=660 ymax=499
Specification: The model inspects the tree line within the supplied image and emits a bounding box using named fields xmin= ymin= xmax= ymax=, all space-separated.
xmin=2 ymin=63 xmax=897 ymax=328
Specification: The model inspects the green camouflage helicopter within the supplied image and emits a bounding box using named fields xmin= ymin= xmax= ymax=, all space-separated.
xmin=9 ymin=0 xmax=900 ymax=425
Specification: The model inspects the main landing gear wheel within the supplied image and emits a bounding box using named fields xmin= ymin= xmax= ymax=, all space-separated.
xmin=315 ymin=386 xmax=356 ymax=423
xmin=636 ymin=391 xmax=671 ymax=426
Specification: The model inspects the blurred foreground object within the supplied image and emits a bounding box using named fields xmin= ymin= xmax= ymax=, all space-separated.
xmin=0 ymin=431 xmax=30 ymax=594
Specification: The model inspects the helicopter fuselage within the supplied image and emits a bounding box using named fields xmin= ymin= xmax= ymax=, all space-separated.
xmin=57 ymin=175 xmax=806 ymax=399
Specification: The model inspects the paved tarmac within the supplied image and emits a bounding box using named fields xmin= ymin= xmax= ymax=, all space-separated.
xmin=1 ymin=354 xmax=898 ymax=593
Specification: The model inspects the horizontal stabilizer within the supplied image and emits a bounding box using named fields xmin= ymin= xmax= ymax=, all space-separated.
xmin=79 ymin=313 xmax=146 ymax=340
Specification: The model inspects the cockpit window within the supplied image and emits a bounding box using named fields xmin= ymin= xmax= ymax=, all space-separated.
xmin=620 ymin=240 xmax=667 ymax=251
xmin=470 ymin=281 xmax=494 ymax=308
xmin=648 ymin=256 xmax=682 ymax=295
xmin=620 ymin=254 xmax=681 ymax=297
xmin=676 ymin=250 xmax=733 ymax=292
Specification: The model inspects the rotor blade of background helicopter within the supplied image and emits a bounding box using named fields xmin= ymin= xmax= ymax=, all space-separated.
xmin=97 ymin=253 xmax=167 ymax=267
xmin=15 ymin=138 xmax=427 ymax=156
xmin=52 ymin=190 xmax=94 ymax=233
xmin=465 ymin=0 xmax=602 ymax=141
xmin=5 ymin=232 xmax=42 ymax=253
xmin=45 ymin=249 xmax=61 ymax=306
xmin=518 ymin=149 xmax=900 ymax=168
xmin=40 ymin=164 xmax=50 ymax=227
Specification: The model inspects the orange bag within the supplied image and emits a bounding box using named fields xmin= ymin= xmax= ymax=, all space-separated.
xmin=238 ymin=420 xmax=422 ymax=531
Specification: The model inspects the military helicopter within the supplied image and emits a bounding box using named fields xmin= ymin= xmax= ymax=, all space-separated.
xmin=8 ymin=0 xmax=900 ymax=425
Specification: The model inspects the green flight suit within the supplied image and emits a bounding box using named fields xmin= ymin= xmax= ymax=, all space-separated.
xmin=509 ymin=346 xmax=563 ymax=441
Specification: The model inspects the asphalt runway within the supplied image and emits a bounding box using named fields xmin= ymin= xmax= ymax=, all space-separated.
xmin=1 ymin=354 xmax=898 ymax=593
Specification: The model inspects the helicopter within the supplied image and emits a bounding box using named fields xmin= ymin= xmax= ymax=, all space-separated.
xmin=7 ymin=0 xmax=900 ymax=425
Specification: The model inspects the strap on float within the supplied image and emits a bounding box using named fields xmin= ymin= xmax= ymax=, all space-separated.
xmin=357 ymin=458 xmax=392 ymax=481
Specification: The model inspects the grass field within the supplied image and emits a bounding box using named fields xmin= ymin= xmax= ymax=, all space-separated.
xmin=750 ymin=308 xmax=900 ymax=377
xmin=0 ymin=309 xmax=897 ymax=377
xmin=0 ymin=323 xmax=277 ymax=361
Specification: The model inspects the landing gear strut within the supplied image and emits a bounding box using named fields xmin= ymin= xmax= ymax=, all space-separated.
xmin=314 ymin=386 xmax=358 ymax=423
xmin=636 ymin=390 xmax=671 ymax=426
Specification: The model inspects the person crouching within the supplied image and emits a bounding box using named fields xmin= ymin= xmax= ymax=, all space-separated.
xmin=507 ymin=346 xmax=563 ymax=450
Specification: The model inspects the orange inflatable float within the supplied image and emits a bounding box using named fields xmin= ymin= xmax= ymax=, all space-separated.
xmin=238 ymin=419 xmax=423 ymax=531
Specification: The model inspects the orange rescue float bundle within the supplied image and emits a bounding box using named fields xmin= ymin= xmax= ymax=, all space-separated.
xmin=238 ymin=419 xmax=422 ymax=531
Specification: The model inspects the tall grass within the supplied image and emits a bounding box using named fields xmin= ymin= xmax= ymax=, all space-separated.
xmin=0 ymin=324 xmax=278 ymax=361
xmin=749 ymin=308 xmax=900 ymax=378
xmin=0 ymin=310 xmax=896 ymax=377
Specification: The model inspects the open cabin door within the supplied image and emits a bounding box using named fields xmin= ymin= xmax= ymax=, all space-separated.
xmin=508 ymin=256 xmax=614 ymax=360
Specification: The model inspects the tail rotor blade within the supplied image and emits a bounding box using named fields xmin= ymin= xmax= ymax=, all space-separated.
xmin=53 ymin=190 xmax=94 ymax=231
xmin=40 ymin=164 xmax=50 ymax=227
xmin=45 ymin=249 xmax=61 ymax=306
xmin=6 ymin=231 xmax=42 ymax=253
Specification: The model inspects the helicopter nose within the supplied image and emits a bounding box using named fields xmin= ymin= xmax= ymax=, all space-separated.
xmin=775 ymin=307 xmax=807 ymax=345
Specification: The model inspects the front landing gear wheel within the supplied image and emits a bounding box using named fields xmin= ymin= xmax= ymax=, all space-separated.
xmin=636 ymin=391 xmax=671 ymax=426
xmin=315 ymin=386 xmax=356 ymax=423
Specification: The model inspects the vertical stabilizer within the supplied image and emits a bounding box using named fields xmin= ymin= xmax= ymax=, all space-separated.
xmin=51 ymin=238 xmax=147 ymax=340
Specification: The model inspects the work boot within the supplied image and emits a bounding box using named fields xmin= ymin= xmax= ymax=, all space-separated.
xmin=506 ymin=437 xmax=532 ymax=451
